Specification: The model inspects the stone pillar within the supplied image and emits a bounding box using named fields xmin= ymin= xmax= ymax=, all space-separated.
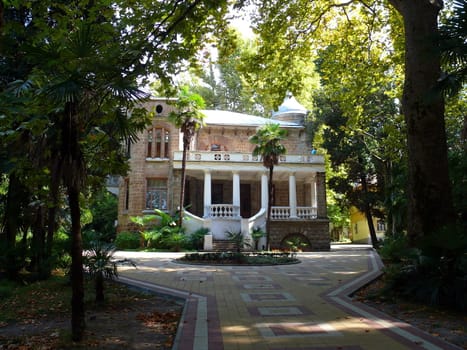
xmin=203 ymin=170 xmax=212 ymax=218
xmin=289 ymin=172 xmax=297 ymax=218
xmin=261 ymin=172 xmax=268 ymax=210
xmin=233 ymin=171 xmax=240 ymax=217
xmin=316 ymin=172 xmax=327 ymax=218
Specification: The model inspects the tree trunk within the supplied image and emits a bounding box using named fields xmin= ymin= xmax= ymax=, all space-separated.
xmin=68 ymin=184 xmax=85 ymax=341
xmin=388 ymin=0 xmax=455 ymax=244
xmin=361 ymin=175 xmax=379 ymax=248
xmin=46 ymin=156 xmax=62 ymax=258
xmin=178 ymin=141 xmax=189 ymax=227
xmin=95 ymin=272 xmax=105 ymax=303
xmin=266 ymin=165 xmax=274 ymax=251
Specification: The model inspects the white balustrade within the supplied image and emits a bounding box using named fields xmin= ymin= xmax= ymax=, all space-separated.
xmin=297 ymin=207 xmax=318 ymax=219
xmin=271 ymin=206 xmax=317 ymax=220
xmin=271 ymin=206 xmax=291 ymax=220
xmin=209 ymin=204 xmax=240 ymax=218
xmin=173 ymin=151 xmax=324 ymax=164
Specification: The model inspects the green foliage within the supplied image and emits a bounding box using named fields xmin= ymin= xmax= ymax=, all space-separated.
xmin=0 ymin=280 xmax=16 ymax=299
xmin=83 ymin=190 xmax=118 ymax=242
xmin=0 ymin=240 xmax=27 ymax=280
xmin=250 ymin=123 xmax=287 ymax=169
xmin=438 ymin=0 xmax=467 ymax=98
xmin=114 ymin=232 xmax=142 ymax=250
xmin=378 ymin=234 xmax=417 ymax=264
xmin=131 ymin=209 xmax=187 ymax=251
xmin=179 ymin=251 xmax=299 ymax=265
xmin=188 ymin=227 xmax=209 ymax=250
xmin=380 ymin=224 xmax=467 ymax=311
xmin=226 ymin=229 xmax=250 ymax=252
xmin=83 ymin=233 xmax=136 ymax=302
xmin=285 ymin=237 xmax=308 ymax=253
xmin=250 ymin=227 xmax=265 ymax=250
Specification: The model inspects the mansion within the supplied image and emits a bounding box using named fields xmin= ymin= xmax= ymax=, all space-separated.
xmin=117 ymin=93 xmax=330 ymax=251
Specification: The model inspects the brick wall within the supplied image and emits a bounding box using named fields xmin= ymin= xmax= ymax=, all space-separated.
xmin=269 ymin=220 xmax=330 ymax=251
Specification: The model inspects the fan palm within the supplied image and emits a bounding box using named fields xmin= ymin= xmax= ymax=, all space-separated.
xmin=250 ymin=123 xmax=287 ymax=250
xmin=26 ymin=22 xmax=149 ymax=341
xmin=169 ymin=87 xmax=206 ymax=227
xmin=439 ymin=0 xmax=467 ymax=97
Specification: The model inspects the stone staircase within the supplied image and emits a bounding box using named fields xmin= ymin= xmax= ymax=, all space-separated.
xmin=211 ymin=240 xmax=238 ymax=252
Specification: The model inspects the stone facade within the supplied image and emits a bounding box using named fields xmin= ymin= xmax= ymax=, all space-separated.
xmin=117 ymin=95 xmax=330 ymax=251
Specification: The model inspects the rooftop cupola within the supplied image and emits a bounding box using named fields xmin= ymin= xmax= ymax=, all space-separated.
xmin=271 ymin=92 xmax=308 ymax=125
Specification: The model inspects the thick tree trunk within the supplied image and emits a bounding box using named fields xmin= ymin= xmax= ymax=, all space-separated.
xmin=388 ymin=0 xmax=455 ymax=244
xmin=68 ymin=184 xmax=85 ymax=341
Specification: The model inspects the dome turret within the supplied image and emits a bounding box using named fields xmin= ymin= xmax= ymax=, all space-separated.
xmin=271 ymin=92 xmax=307 ymax=125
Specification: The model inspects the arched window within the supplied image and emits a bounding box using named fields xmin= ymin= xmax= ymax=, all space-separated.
xmin=147 ymin=127 xmax=169 ymax=158
xmin=146 ymin=179 xmax=167 ymax=210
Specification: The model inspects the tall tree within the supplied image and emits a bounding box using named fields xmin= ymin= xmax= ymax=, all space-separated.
xmin=388 ymin=0 xmax=455 ymax=243
xmin=169 ymin=86 xmax=206 ymax=227
xmin=250 ymin=123 xmax=287 ymax=250
xmin=1 ymin=0 xmax=230 ymax=341
xmin=243 ymin=0 xmax=457 ymax=243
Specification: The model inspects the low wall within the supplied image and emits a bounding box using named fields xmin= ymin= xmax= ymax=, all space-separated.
xmin=269 ymin=219 xmax=330 ymax=251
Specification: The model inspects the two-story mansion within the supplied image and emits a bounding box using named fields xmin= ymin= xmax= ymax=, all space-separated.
xmin=117 ymin=93 xmax=330 ymax=251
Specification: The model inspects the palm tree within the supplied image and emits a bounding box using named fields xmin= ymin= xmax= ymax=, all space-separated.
xmin=28 ymin=22 xmax=149 ymax=341
xmin=169 ymin=87 xmax=206 ymax=227
xmin=250 ymin=123 xmax=287 ymax=250
xmin=439 ymin=0 xmax=467 ymax=97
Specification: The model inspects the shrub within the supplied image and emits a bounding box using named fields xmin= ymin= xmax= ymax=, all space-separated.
xmin=378 ymin=234 xmax=417 ymax=264
xmin=188 ymin=228 xmax=209 ymax=250
xmin=381 ymin=223 xmax=467 ymax=311
xmin=114 ymin=231 xmax=141 ymax=250
xmin=250 ymin=227 xmax=265 ymax=250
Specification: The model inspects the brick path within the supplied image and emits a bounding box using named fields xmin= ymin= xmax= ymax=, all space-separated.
xmin=115 ymin=247 xmax=462 ymax=350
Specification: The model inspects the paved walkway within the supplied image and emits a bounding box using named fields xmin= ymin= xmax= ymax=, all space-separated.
xmin=114 ymin=246 xmax=461 ymax=350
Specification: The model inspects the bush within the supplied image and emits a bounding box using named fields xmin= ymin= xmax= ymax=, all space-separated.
xmin=378 ymin=234 xmax=417 ymax=264
xmin=114 ymin=231 xmax=141 ymax=250
xmin=381 ymin=224 xmax=467 ymax=311
xmin=187 ymin=228 xmax=209 ymax=250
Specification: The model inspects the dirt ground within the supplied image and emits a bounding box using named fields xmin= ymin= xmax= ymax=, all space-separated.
xmin=0 ymin=294 xmax=183 ymax=350
xmin=353 ymin=278 xmax=467 ymax=349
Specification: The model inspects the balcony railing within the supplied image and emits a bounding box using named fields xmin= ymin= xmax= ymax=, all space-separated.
xmin=173 ymin=151 xmax=324 ymax=164
xmin=271 ymin=206 xmax=317 ymax=220
xmin=209 ymin=204 xmax=240 ymax=218
xmin=205 ymin=205 xmax=317 ymax=220
xmin=296 ymin=206 xmax=318 ymax=219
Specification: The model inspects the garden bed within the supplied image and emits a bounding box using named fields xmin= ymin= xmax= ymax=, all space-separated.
xmin=176 ymin=251 xmax=300 ymax=265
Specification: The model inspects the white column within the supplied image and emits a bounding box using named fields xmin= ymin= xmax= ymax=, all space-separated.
xmin=289 ymin=172 xmax=297 ymax=218
xmin=311 ymin=174 xmax=317 ymax=208
xmin=232 ymin=171 xmax=240 ymax=217
xmin=261 ymin=172 xmax=268 ymax=210
xmin=203 ymin=170 xmax=211 ymax=218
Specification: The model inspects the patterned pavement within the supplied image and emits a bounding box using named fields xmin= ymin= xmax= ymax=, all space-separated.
xmin=115 ymin=246 xmax=462 ymax=350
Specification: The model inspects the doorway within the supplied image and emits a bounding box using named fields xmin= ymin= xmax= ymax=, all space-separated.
xmin=240 ymin=184 xmax=251 ymax=218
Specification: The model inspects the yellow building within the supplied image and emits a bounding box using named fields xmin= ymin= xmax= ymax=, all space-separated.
xmin=349 ymin=206 xmax=386 ymax=244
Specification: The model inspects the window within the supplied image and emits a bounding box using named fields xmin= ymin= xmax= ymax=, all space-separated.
xmin=147 ymin=127 xmax=169 ymax=158
xmin=377 ymin=220 xmax=386 ymax=232
xmin=146 ymin=179 xmax=167 ymax=210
